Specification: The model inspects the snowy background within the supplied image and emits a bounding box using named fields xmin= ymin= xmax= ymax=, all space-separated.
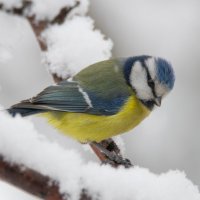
xmin=0 ymin=0 xmax=200 ymax=199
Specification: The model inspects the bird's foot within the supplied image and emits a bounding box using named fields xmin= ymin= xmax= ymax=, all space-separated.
xmin=91 ymin=142 xmax=133 ymax=168
xmin=105 ymin=152 xmax=133 ymax=168
xmin=101 ymin=158 xmax=116 ymax=166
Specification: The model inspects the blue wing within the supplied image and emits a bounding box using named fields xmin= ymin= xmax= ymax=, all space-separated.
xmin=9 ymin=80 xmax=128 ymax=116
xmin=31 ymin=81 xmax=91 ymax=112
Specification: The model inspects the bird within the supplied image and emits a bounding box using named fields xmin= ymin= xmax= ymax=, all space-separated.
xmin=8 ymin=55 xmax=175 ymax=165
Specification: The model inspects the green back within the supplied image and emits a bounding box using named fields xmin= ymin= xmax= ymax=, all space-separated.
xmin=74 ymin=59 xmax=132 ymax=99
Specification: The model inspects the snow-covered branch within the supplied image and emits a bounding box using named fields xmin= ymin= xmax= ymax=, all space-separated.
xmin=0 ymin=156 xmax=92 ymax=200
xmin=42 ymin=16 xmax=112 ymax=79
xmin=0 ymin=156 xmax=64 ymax=200
xmin=0 ymin=112 xmax=200 ymax=200
xmin=0 ymin=0 xmax=85 ymax=51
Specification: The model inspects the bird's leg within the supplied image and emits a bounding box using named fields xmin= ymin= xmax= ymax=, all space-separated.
xmin=89 ymin=142 xmax=108 ymax=163
xmin=100 ymin=138 xmax=120 ymax=155
xmin=91 ymin=141 xmax=133 ymax=168
xmin=99 ymin=139 xmax=133 ymax=168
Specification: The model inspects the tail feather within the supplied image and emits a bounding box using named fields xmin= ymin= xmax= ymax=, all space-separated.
xmin=7 ymin=102 xmax=46 ymax=117
xmin=7 ymin=107 xmax=45 ymax=117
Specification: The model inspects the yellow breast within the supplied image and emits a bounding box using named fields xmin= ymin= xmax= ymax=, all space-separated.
xmin=41 ymin=95 xmax=150 ymax=143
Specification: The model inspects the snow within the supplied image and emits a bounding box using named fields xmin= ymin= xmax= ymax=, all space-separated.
xmin=0 ymin=111 xmax=200 ymax=200
xmin=42 ymin=16 xmax=113 ymax=79
xmin=67 ymin=0 xmax=90 ymax=19
xmin=0 ymin=0 xmax=22 ymax=9
xmin=27 ymin=0 xmax=76 ymax=21
xmin=0 ymin=45 xmax=12 ymax=63
xmin=0 ymin=0 xmax=89 ymax=21
xmin=0 ymin=181 xmax=38 ymax=200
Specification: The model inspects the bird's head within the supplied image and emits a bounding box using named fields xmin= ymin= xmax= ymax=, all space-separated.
xmin=124 ymin=56 xmax=175 ymax=110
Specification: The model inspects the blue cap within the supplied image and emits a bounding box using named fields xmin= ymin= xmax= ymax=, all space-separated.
xmin=155 ymin=58 xmax=175 ymax=90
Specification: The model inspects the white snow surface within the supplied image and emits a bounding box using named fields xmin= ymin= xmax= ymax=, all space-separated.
xmin=28 ymin=0 xmax=76 ymax=21
xmin=0 ymin=0 xmax=89 ymax=21
xmin=0 ymin=111 xmax=200 ymax=200
xmin=27 ymin=0 xmax=87 ymax=21
xmin=67 ymin=0 xmax=89 ymax=19
xmin=0 ymin=45 xmax=12 ymax=63
xmin=0 ymin=181 xmax=38 ymax=200
xmin=42 ymin=16 xmax=113 ymax=79
xmin=0 ymin=0 xmax=22 ymax=9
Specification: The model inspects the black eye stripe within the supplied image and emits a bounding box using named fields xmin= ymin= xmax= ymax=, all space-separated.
xmin=141 ymin=61 xmax=157 ymax=98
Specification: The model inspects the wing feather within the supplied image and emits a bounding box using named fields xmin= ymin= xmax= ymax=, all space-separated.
xmin=27 ymin=81 xmax=91 ymax=112
xmin=9 ymin=59 xmax=132 ymax=116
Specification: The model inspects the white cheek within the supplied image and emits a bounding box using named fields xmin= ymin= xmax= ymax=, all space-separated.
xmin=130 ymin=61 xmax=154 ymax=100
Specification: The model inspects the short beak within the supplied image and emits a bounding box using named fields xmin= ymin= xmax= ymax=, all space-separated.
xmin=154 ymin=97 xmax=162 ymax=107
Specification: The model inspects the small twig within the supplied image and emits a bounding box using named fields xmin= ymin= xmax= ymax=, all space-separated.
xmin=0 ymin=0 xmax=79 ymax=51
xmin=50 ymin=2 xmax=80 ymax=25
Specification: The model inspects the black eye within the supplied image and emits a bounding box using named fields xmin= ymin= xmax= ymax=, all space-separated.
xmin=148 ymin=79 xmax=153 ymax=83
xmin=142 ymin=63 xmax=157 ymax=97
xmin=148 ymin=79 xmax=155 ymax=89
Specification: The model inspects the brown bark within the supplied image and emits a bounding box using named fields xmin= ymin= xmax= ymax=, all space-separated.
xmin=0 ymin=156 xmax=91 ymax=200
xmin=0 ymin=156 xmax=63 ymax=200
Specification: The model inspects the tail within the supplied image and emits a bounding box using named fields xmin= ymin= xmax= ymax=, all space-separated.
xmin=7 ymin=102 xmax=46 ymax=117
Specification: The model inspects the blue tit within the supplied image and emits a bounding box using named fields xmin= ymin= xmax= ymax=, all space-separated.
xmin=8 ymin=55 xmax=175 ymax=143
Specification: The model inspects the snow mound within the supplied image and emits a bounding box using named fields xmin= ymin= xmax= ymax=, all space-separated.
xmin=0 ymin=0 xmax=89 ymax=21
xmin=28 ymin=0 xmax=90 ymax=21
xmin=0 ymin=111 xmax=199 ymax=200
xmin=0 ymin=45 xmax=12 ymax=63
xmin=42 ymin=16 xmax=113 ymax=79
xmin=0 ymin=0 xmax=23 ymax=9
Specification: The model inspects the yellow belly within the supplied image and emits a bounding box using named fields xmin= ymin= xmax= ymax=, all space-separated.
xmin=41 ymin=95 xmax=150 ymax=142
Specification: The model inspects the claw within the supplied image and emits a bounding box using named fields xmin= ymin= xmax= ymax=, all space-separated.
xmin=91 ymin=142 xmax=133 ymax=168
xmin=121 ymin=158 xmax=133 ymax=168
xmin=110 ymin=154 xmax=133 ymax=168
xmin=101 ymin=159 xmax=116 ymax=166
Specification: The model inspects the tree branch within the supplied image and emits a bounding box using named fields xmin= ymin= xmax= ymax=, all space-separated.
xmin=0 ymin=155 xmax=91 ymax=200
